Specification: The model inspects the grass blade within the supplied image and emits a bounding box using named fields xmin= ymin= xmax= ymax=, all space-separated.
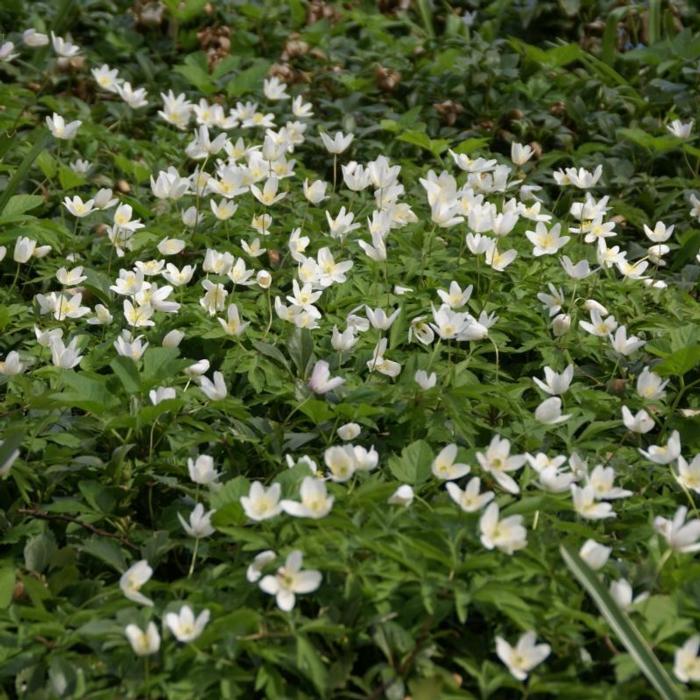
xmin=0 ymin=131 xmax=51 ymax=213
xmin=560 ymin=545 xmax=682 ymax=700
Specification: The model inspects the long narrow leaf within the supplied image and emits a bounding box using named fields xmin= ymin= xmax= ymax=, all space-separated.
xmin=560 ymin=545 xmax=682 ymax=700
xmin=0 ymin=132 xmax=51 ymax=212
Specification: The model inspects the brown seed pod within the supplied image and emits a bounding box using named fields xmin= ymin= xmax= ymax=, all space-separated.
xmin=375 ymin=65 xmax=401 ymax=92
xmin=433 ymin=100 xmax=464 ymax=126
xmin=607 ymin=378 xmax=627 ymax=395
xmin=116 ymin=179 xmax=131 ymax=194
xmin=267 ymin=249 xmax=282 ymax=268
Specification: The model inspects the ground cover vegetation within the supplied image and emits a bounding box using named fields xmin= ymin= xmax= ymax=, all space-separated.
xmin=1 ymin=0 xmax=700 ymax=698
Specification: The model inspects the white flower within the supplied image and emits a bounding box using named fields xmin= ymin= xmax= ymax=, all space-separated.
xmin=432 ymin=444 xmax=470 ymax=480
xmin=337 ymin=423 xmax=361 ymax=441
xmin=63 ymin=196 xmax=95 ymax=218
xmin=533 ymin=365 xmax=573 ymax=396
xmin=185 ymin=359 xmax=210 ymax=377
xmin=610 ymin=326 xmax=645 ymax=356
xmin=164 ymin=605 xmax=210 ymax=643
xmin=92 ymin=64 xmax=121 ymax=92
xmin=579 ymin=539 xmax=611 ymax=570
xmin=292 ymin=95 xmax=314 ymax=118
xmin=114 ymin=331 xmax=148 ymax=361
xmin=479 ymin=502 xmax=527 ymax=555
xmin=23 ymin=29 xmax=50 ymax=48
xmin=367 ymin=338 xmax=401 ymax=378
xmin=637 ymin=367 xmax=668 ymax=400
xmin=125 ymin=623 xmax=160 ymax=656
xmin=579 ymin=309 xmax=617 ymax=337
xmin=46 ymin=113 xmax=81 ymax=140
xmin=246 ymin=550 xmax=276 ymax=583
xmin=324 ymin=445 xmax=356 ymax=482
xmin=388 ymin=484 xmax=414 ymax=506
xmin=303 ymin=179 xmax=328 ymax=204
xmin=639 ymin=430 xmax=681 ymax=465
xmin=525 ymin=222 xmax=569 ymax=256
xmin=308 ymin=360 xmax=344 ymax=395
xmin=437 ymin=281 xmax=473 ymax=309
xmin=571 ymin=484 xmax=615 ymax=520
xmin=353 ymin=445 xmax=378 ymax=471
xmin=476 ymin=435 xmax=526 ymax=495
xmin=50 ymin=337 xmax=83 ymax=369
xmin=0 ymin=351 xmax=25 ymax=376
xmin=587 ymin=465 xmax=632 ymax=500
xmin=511 ymin=142 xmax=534 ymax=166
xmin=51 ymin=33 xmax=80 ymax=58
xmin=281 ymin=477 xmax=334 ymax=519
xmin=158 ymin=238 xmax=186 ymax=256
xmin=446 ymin=478 xmax=494 ymax=513
xmin=263 ymin=76 xmax=289 ymax=100
xmin=654 ymin=507 xmax=700 ymax=553
xmin=560 ymin=255 xmax=593 ymax=279
xmin=414 ymin=370 xmax=437 ymax=390
xmin=674 ymin=636 xmax=700 ymax=683
xmin=241 ymin=481 xmax=282 ymax=521
xmin=187 ymin=455 xmax=220 ymax=485
xmin=162 ymin=330 xmax=184 ymax=348
xmin=621 ymin=406 xmax=654 ymax=434
xmin=320 ymin=130 xmax=354 ymax=154
xmin=676 ymin=455 xmax=700 ymax=494
xmin=218 ymin=304 xmax=249 ymax=337
xmin=643 ymin=220 xmax=674 ymax=243
xmin=496 ymin=631 xmax=550 ymax=680
xmin=484 ymin=242 xmax=517 ymax=271
xmin=197 ymin=371 xmax=228 ymax=401
xmin=256 ymin=270 xmax=272 ymax=289
xmin=365 ymin=306 xmax=400 ymax=331
xmin=666 ymin=119 xmax=693 ymax=139
xmin=177 ymin=503 xmax=216 ymax=538
xmin=535 ymin=397 xmax=571 ymax=425
xmin=259 ymin=550 xmax=322 ymax=611
xmin=14 ymin=236 xmax=37 ymax=263
xmin=119 ymin=560 xmax=153 ymax=607
xmin=552 ymin=314 xmax=571 ymax=337
xmin=609 ymin=579 xmax=648 ymax=610
xmin=149 ymin=386 xmax=176 ymax=405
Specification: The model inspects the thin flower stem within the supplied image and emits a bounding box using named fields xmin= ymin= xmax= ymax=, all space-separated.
xmin=188 ymin=537 xmax=200 ymax=578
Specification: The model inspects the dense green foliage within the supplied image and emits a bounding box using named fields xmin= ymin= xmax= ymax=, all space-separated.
xmin=1 ymin=1 xmax=700 ymax=698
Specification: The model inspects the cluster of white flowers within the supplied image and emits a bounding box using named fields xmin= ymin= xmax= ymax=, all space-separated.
xmin=2 ymin=23 xmax=700 ymax=686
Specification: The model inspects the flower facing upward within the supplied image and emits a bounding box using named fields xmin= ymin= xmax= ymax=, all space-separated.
xmin=496 ymin=631 xmax=550 ymax=680
xmin=164 ymin=605 xmax=210 ymax=643
xmin=258 ymin=551 xmax=322 ymax=611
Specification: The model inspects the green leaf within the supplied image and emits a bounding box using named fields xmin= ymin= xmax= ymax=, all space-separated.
xmin=50 ymin=372 xmax=119 ymax=414
xmin=110 ymin=356 xmax=141 ymax=394
xmin=0 ymin=426 xmax=24 ymax=475
xmin=80 ymin=537 xmax=127 ymax=572
xmin=226 ymin=60 xmax=271 ymax=98
xmin=296 ymin=635 xmax=328 ymax=694
xmin=560 ymin=545 xmax=682 ymax=700
xmin=24 ymin=532 xmax=57 ymax=574
xmin=0 ymin=132 xmax=51 ymax=212
xmin=174 ymin=53 xmax=217 ymax=94
xmin=58 ymin=165 xmax=86 ymax=190
xmin=288 ymin=328 xmax=314 ymax=377
xmin=387 ymin=440 xmax=433 ymax=485
xmin=0 ymin=566 xmax=15 ymax=608
xmin=1 ymin=194 xmax=44 ymax=217
xmin=655 ymin=346 xmax=700 ymax=376
xmin=397 ymin=129 xmax=449 ymax=158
